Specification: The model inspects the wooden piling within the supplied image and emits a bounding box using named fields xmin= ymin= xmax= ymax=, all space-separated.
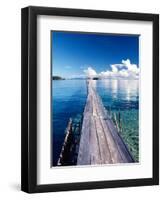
xmin=57 ymin=118 xmax=73 ymax=165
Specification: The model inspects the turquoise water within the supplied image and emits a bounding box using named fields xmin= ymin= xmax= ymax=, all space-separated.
xmin=52 ymin=79 xmax=139 ymax=165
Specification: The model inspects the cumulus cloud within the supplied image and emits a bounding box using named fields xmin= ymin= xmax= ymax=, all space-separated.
xmin=84 ymin=59 xmax=139 ymax=79
xmin=84 ymin=67 xmax=97 ymax=78
xmin=121 ymin=59 xmax=139 ymax=79
xmin=111 ymin=65 xmax=118 ymax=73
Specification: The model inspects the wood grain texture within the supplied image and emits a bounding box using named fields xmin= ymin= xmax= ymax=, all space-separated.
xmin=77 ymin=80 xmax=134 ymax=165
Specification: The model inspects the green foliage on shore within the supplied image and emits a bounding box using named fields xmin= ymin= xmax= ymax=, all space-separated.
xmin=52 ymin=76 xmax=65 ymax=80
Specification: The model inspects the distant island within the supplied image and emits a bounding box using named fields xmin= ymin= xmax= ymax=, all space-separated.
xmin=92 ymin=77 xmax=99 ymax=80
xmin=52 ymin=76 xmax=65 ymax=80
xmin=52 ymin=76 xmax=100 ymax=80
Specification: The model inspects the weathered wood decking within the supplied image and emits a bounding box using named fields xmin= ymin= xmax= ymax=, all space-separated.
xmin=77 ymin=80 xmax=134 ymax=165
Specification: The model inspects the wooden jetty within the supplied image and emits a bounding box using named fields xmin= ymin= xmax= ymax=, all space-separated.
xmin=77 ymin=80 xmax=134 ymax=165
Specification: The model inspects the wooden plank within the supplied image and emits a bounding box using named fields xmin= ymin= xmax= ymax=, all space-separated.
xmin=93 ymin=87 xmax=124 ymax=163
xmin=77 ymin=80 xmax=134 ymax=165
xmin=89 ymin=116 xmax=102 ymax=165
xmin=94 ymin=116 xmax=113 ymax=164
xmin=77 ymin=115 xmax=91 ymax=164
xmin=105 ymin=119 xmax=134 ymax=162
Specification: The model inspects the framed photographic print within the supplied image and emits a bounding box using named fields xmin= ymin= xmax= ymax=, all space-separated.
xmin=21 ymin=6 xmax=159 ymax=193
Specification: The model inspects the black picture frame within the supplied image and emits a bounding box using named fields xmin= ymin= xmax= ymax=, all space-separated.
xmin=21 ymin=6 xmax=159 ymax=193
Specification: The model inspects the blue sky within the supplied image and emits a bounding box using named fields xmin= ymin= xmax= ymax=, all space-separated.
xmin=52 ymin=31 xmax=139 ymax=79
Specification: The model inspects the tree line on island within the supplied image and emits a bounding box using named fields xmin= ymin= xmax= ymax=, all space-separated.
xmin=52 ymin=76 xmax=65 ymax=80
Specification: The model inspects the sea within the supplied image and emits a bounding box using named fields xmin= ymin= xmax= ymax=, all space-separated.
xmin=52 ymin=79 xmax=139 ymax=166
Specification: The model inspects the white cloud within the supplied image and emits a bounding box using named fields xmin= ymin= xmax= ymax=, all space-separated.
xmin=122 ymin=59 xmax=139 ymax=75
xmin=119 ymin=69 xmax=129 ymax=78
xmin=111 ymin=65 xmax=118 ymax=73
xmin=84 ymin=67 xmax=97 ymax=78
xmin=99 ymin=71 xmax=112 ymax=78
xmin=83 ymin=59 xmax=139 ymax=79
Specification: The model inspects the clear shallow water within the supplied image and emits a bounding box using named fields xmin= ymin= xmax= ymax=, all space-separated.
xmin=52 ymin=79 xmax=139 ymax=165
xmin=96 ymin=80 xmax=139 ymax=161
